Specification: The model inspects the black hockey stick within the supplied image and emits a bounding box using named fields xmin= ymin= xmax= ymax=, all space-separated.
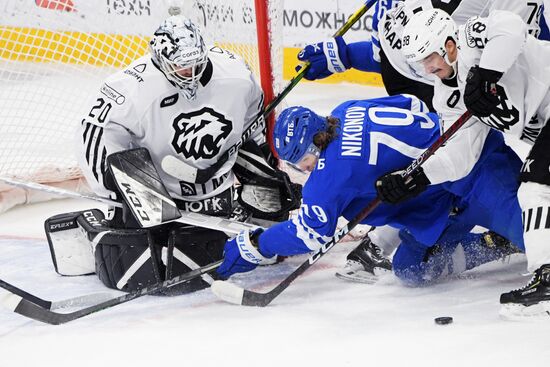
xmin=0 ymin=176 xmax=261 ymax=235
xmin=161 ymin=0 xmax=374 ymax=183
xmin=1 ymin=260 xmax=221 ymax=325
xmin=211 ymin=111 xmax=474 ymax=306
xmin=0 ymin=279 xmax=116 ymax=310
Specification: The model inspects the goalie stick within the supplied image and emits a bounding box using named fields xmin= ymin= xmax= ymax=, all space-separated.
xmin=161 ymin=0 xmax=375 ymax=183
xmin=0 ymin=176 xmax=261 ymax=235
xmin=211 ymin=110 xmax=474 ymax=306
xmin=0 ymin=260 xmax=221 ymax=325
xmin=0 ymin=279 xmax=116 ymax=310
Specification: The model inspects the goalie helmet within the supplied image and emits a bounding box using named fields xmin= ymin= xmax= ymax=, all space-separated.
xmin=150 ymin=15 xmax=208 ymax=100
xmin=401 ymin=9 xmax=457 ymax=74
xmin=273 ymin=106 xmax=328 ymax=165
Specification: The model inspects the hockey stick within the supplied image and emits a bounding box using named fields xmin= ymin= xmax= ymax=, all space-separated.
xmin=161 ymin=0 xmax=375 ymax=183
xmin=211 ymin=110 xmax=474 ymax=306
xmin=0 ymin=260 xmax=222 ymax=325
xmin=0 ymin=279 xmax=117 ymax=310
xmin=0 ymin=176 xmax=261 ymax=235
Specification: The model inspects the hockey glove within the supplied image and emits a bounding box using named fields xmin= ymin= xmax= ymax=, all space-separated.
xmin=296 ymin=36 xmax=351 ymax=80
xmin=375 ymin=167 xmax=431 ymax=205
xmin=216 ymin=229 xmax=278 ymax=280
xmin=463 ymin=66 xmax=503 ymax=117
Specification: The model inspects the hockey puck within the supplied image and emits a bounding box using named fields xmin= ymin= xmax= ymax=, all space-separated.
xmin=434 ymin=317 xmax=453 ymax=325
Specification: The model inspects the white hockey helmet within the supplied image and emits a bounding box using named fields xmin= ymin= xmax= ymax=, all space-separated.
xmin=150 ymin=15 xmax=208 ymax=100
xmin=401 ymin=9 xmax=457 ymax=74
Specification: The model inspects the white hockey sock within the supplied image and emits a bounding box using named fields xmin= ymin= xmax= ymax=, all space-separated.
xmin=518 ymin=182 xmax=550 ymax=272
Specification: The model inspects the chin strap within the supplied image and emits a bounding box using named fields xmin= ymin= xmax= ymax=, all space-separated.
xmin=443 ymin=54 xmax=457 ymax=80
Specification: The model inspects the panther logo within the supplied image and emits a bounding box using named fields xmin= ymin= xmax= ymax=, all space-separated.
xmin=171 ymin=107 xmax=232 ymax=161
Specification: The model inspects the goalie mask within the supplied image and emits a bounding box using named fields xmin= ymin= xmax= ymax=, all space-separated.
xmin=274 ymin=106 xmax=328 ymax=171
xmin=150 ymin=15 xmax=208 ymax=100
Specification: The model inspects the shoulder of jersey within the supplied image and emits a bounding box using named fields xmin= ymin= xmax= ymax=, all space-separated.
xmin=206 ymin=46 xmax=256 ymax=82
xmin=102 ymin=55 xmax=169 ymax=102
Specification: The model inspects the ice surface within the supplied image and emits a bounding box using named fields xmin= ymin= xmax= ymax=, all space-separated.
xmin=0 ymin=83 xmax=548 ymax=366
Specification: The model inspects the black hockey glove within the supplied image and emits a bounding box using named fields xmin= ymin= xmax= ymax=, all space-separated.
xmin=375 ymin=167 xmax=431 ymax=205
xmin=463 ymin=65 xmax=503 ymax=117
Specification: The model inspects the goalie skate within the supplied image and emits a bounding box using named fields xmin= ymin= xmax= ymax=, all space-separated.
xmin=335 ymin=237 xmax=392 ymax=284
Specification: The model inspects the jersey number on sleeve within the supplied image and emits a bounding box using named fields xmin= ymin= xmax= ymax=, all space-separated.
xmin=88 ymin=98 xmax=112 ymax=125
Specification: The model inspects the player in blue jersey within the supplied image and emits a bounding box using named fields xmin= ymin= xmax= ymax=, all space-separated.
xmin=216 ymin=95 xmax=524 ymax=285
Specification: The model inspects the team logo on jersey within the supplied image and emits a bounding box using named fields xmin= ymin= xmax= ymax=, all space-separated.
xmin=171 ymin=107 xmax=233 ymax=161
xmin=133 ymin=64 xmax=147 ymax=73
xmin=179 ymin=182 xmax=197 ymax=196
xmin=479 ymin=85 xmax=520 ymax=132
xmin=160 ymin=93 xmax=179 ymax=108
xmin=100 ymin=83 xmax=126 ymax=105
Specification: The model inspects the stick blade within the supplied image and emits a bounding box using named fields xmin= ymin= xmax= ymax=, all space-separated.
xmin=211 ymin=280 xmax=245 ymax=305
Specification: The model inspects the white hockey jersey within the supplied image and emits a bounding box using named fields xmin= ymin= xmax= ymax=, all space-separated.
xmin=423 ymin=10 xmax=550 ymax=184
xmin=376 ymin=0 xmax=546 ymax=85
xmin=76 ymin=47 xmax=264 ymax=201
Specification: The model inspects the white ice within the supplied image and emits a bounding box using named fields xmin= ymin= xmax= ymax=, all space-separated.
xmin=0 ymin=83 xmax=548 ymax=366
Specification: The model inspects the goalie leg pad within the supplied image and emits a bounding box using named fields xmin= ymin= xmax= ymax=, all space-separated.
xmin=45 ymin=209 xmax=105 ymax=276
xmin=94 ymin=229 xmax=164 ymax=292
xmin=163 ymin=226 xmax=228 ymax=293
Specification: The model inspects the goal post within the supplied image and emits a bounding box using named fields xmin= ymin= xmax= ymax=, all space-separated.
xmin=0 ymin=0 xmax=284 ymax=213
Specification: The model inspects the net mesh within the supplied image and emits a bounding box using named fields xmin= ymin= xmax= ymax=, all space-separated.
xmin=0 ymin=0 xmax=283 ymax=211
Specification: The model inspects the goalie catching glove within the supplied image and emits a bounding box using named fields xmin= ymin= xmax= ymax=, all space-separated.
xmin=234 ymin=141 xmax=302 ymax=222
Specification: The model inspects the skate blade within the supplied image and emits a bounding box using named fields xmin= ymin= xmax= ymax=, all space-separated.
xmin=499 ymin=301 xmax=550 ymax=321
xmin=334 ymin=268 xmax=389 ymax=284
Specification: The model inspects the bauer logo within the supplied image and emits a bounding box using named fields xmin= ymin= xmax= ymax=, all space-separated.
xmin=161 ymin=93 xmax=179 ymax=108
xmin=171 ymin=107 xmax=233 ymax=161
xmin=100 ymin=84 xmax=126 ymax=105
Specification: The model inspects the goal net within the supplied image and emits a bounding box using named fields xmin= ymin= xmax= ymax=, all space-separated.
xmin=0 ymin=0 xmax=284 ymax=212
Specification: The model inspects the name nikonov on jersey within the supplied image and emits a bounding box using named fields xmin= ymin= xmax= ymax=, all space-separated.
xmin=340 ymin=106 xmax=366 ymax=157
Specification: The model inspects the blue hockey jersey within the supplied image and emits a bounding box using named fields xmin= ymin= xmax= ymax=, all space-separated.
xmin=259 ymin=95 xmax=464 ymax=256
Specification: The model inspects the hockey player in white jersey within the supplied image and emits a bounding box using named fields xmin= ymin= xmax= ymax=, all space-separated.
xmin=376 ymin=8 xmax=550 ymax=318
xmin=44 ymin=15 xmax=300 ymax=294
xmin=297 ymin=0 xmax=548 ymax=283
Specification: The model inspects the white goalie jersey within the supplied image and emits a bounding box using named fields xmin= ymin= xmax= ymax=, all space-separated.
xmin=75 ymin=47 xmax=264 ymax=201
xmin=376 ymin=0 xmax=546 ymax=85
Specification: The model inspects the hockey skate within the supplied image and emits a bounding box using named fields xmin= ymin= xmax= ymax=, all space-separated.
xmin=335 ymin=237 xmax=392 ymax=284
xmin=481 ymin=231 xmax=521 ymax=260
xmin=499 ymin=264 xmax=550 ymax=319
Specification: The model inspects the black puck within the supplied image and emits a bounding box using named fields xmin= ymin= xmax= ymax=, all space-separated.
xmin=434 ymin=316 xmax=453 ymax=325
